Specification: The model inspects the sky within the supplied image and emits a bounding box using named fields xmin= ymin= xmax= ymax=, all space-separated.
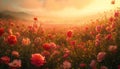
xmin=0 ymin=0 xmax=120 ymax=18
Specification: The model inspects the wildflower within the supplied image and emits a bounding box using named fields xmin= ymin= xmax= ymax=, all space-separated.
xmin=15 ymin=32 xmax=20 ymax=38
xmin=97 ymin=52 xmax=106 ymax=62
xmin=79 ymin=63 xmax=86 ymax=68
xmin=22 ymin=38 xmax=31 ymax=46
xmin=108 ymin=45 xmax=117 ymax=53
xmin=0 ymin=28 xmax=4 ymax=36
xmin=90 ymin=60 xmax=96 ymax=69
xmin=109 ymin=17 xmax=114 ymax=23
xmin=8 ymin=59 xmax=21 ymax=68
xmin=63 ymin=60 xmax=71 ymax=69
xmin=95 ymin=25 xmax=101 ymax=32
xmin=70 ymin=40 xmax=76 ymax=46
xmin=7 ymin=35 xmax=17 ymax=45
xmin=100 ymin=66 xmax=108 ymax=69
xmin=105 ymin=34 xmax=112 ymax=40
xmin=43 ymin=43 xmax=51 ymax=50
xmin=0 ymin=56 xmax=10 ymax=64
xmin=96 ymin=34 xmax=101 ymax=40
xmin=67 ymin=30 xmax=73 ymax=38
xmin=49 ymin=42 xmax=57 ymax=49
xmin=12 ymin=51 xmax=19 ymax=57
xmin=41 ymin=51 xmax=50 ymax=57
xmin=114 ymin=10 xmax=119 ymax=17
xmin=31 ymin=53 xmax=45 ymax=67
xmin=34 ymin=17 xmax=38 ymax=21
xmin=95 ymin=39 xmax=100 ymax=46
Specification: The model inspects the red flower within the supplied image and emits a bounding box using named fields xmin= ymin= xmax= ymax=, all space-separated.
xmin=0 ymin=56 xmax=10 ymax=64
xmin=67 ymin=30 xmax=73 ymax=38
xmin=79 ymin=63 xmax=86 ymax=68
xmin=34 ymin=17 xmax=38 ymax=21
xmin=0 ymin=28 xmax=4 ymax=36
xmin=31 ymin=53 xmax=45 ymax=67
xmin=7 ymin=35 xmax=17 ymax=45
xmin=43 ymin=43 xmax=51 ymax=50
xmin=114 ymin=10 xmax=120 ymax=17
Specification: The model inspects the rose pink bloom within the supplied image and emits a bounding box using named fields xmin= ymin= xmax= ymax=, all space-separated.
xmin=95 ymin=39 xmax=100 ymax=46
xmin=31 ymin=53 xmax=45 ymax=67
xmin=90 ymin=60 xmax=96 ymax=69
xmin=41 ymin=51 xmax=50 ymax=57
xmin=108 ymin=45 xmax=117 ymax=53
xmin=63 ymin=60 xmax=71 ymax=69
xmin=7 ymin=35 xmax=17 ymax=45
xmin=114 ymin=10 xmax=119 ymax=17
xmin=67 ymin=30 xmax=73 ymax=38
xmin=97 ymin=52 xmax=106 ymax=62
xmin=22 ymin=38 xmax=31 ymax=46
xmin=109 ymin=17 xmax=114 ymax=23
xmin=96 ymin=34 xmax=101 ymax=40
xmin=105 ymin=34 xmax=113 ymax=40
xmin=49 ymin=42 xmax=57 ymax=49
xmin=106 ymin=26 xmax=111 ymax=32
xmin=15 ymin=32 xmax=20 ymax=38
xmin=8 ymin=59 xmax=21 ymax=68
xmin=79 ymin=63 xmax=86 ymax=68
xmin=95 ymin=25 xmax=101 ymax=32
xmin=100 ymin=66 xmax=108 ymax=69
xmin=12 ymin=51 xmax=19 ymax=57
xmin=0 ymin=28 xmax=4 ymax=36
xmin=70 ymin=40 xmax=76 ymax=46
xmin=0 ymin=56 xmax=10 ymax=64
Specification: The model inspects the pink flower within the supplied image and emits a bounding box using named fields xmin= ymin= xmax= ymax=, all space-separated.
xmin=96 ymin=34 xmax=101 ymax=40
xmin=49 ymin=42 xmax=57 ymax=49
xmin=108 ymin=45 xmax=117 ymax=53
xmin=7 ymin=35 xmax=17 ymax=45
xmin=15 ymin=32 xmax=20 ymax=38
xmin=114 ymin=10 xmax=119 ymax=17
xmin=22 ymin=38 xmax=31 ymax=46
xmin=79 ymin=63 xmax=86 ymax=68
xmin=67 ymin=30 xmax=73 ymax=38
xmin=109 ymin=17 xmax=114 ymax=23
xmin=100 ymin=66 xmax=108 ymax=69
xmin=95 ymin=39 xmax=100 ymax=46
xmin=41 ymin=51 xmax=50 ymax=57
xmin=95 ymin=25 xmax=101 ymax=32
xmin=0 ymin=56 xmax=10 ymax=64
xmin=12 ymin=51 xmax=19 ymax=57
xmin=8 ymin=59 xmax=21 ymax=69
xmin=105 ymin=34 xmax=113 ymax=40
xmin=90 ymin=60 xmax=96 ymax=69
xmin=31 ymin=53 xmax=45 ymax=67
xmin=97 ymin=52 xmax=106 ymax=62
xmin=0 ymin=28 xmax=4 ymax=36
xmin=63 ymin=60 xmax=71 ymax=69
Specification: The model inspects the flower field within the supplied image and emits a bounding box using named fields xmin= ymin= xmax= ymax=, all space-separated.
xmin=0 ymin=1 xmax=120 ymax=69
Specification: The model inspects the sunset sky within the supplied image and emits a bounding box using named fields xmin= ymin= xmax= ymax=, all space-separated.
xmin=0 ymin=0 xmax=120 ymax=19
